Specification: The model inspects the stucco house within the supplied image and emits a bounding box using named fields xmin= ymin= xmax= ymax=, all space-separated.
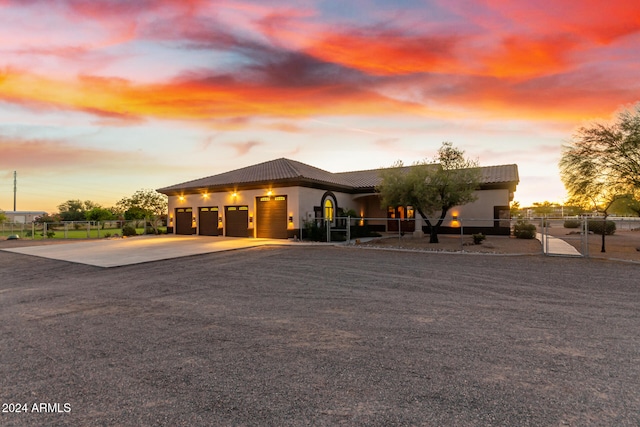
xmin=157 ymin=158 xmax=518 ymax=239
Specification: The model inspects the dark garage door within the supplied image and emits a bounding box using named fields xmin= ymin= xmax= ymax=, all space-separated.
xmin=256 ymin=195 xmax=287 ymax=239
xmin=199 ymin=207 xmax=219 ymax=236
xmin=175 ymin=208 xmax=194 ymax=235
xmin=225 ymin=206 xmax=248 ymax=237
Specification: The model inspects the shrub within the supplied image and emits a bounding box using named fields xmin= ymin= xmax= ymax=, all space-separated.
xmin=514 ymin=220 xmax=536 ymax=239
xmin=302 ymin=220 xmax=326 ymax=241
xmin=103 ymin=232 xmax=112 ymax=238
xmin=122 ymin=225 xmax=137 ymax=237
xmin=587 ymin=219 xmax=616 ymax=235
xmin=472 ymin=233 xmax=486 ymax=244
xmin=564 ymin=219 xmax=581 ymax=229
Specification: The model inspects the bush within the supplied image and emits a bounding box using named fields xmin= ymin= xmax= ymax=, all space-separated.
xmin=514 ymin=220 xmax=536 ymax=239
xmin=564 ymin=219 xmax=581 ymax=228
xmin=122 ymin=225 xmax=137 ymax=237
xmin=302 ymin=220 xmax=326 ymax=241
xmin=472 ymin=233 xmax=486 ymax=244
xmin=587 ymin=219 xmax=616 ymax=235
xmin=103 ymin=232 xmax=112 ymax=238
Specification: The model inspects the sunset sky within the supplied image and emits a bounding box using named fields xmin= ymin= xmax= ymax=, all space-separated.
xmin=1 ymin=0 xmax=639 ymax=214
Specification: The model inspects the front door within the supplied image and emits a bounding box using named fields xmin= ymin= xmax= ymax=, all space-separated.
xmin=387 ymin=206 xmax=415 ymax=232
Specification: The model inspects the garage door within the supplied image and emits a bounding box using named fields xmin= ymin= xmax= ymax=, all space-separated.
xmin=175 ymin=208 xmax=194 ymax=235
xmin=256 ymin=195 xmax=287 ymax=239
xmin=199 ymin=207 xmax=219 ymax=236
xmin=225 ymin=206 xmax=248 ymax=237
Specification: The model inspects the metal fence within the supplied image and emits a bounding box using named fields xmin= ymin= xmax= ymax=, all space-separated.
xmin=300 ymin=216 xmax=513 ymax=244
xmin=1 ymin=220 xmax=167 ymax=240
xmin=537 ymin=216 xmax=640 ymax=258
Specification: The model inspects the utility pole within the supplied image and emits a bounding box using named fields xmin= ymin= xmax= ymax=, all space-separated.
xmin=13 ymin=170 xmax=17 ymax=211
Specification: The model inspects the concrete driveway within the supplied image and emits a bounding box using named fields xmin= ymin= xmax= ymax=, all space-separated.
xmin=1 ymin=235 xmax=307 ymax=267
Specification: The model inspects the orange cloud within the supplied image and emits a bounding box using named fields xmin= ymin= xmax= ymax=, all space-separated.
xmin=481 ymin=0 xmax=640 ymax=44
xmin=0 ymin=68 xmax=426 ymax=122
xmin=301 ymin=30 xmax=465 ymax=76
xmin=479 ymin=35 xmax=579 ymax=79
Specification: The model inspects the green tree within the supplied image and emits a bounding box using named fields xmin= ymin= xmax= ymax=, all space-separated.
xmin=35 ymin=213 xmax=60 ymax=223
xmin=510 ymin=201 xmax=521 ymax=218
xmin=609 ymin=193 xmax=640 ymax=216
xmin=531 ymin=201 xmax=559 ymax=216
xmin=560 ymin=130 xmax=630 ymax=252
xmin=564 ymin=104 xmax=640 ymax=194
xmin=377 ymin=142 xmax=481 ymax=243
xmin=85 ymin=207 xmax=115 ymax=222
xmin=117 ymin=189 xmax=168 ymax=233
xmin=117 ymin=189 xmax=167 ymax=217
xmin=0 ymin=209 xmax=7 ymax=223
xmin=58 ymin=200 xmax=100 ymax=221
xmin=123 ymin=206 xmax=148 ymax=220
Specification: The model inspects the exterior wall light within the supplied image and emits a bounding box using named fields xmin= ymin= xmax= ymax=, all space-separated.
xmin=249 ymin=214 xmax=253 ymax=223
xmin=267 ymin=190 xmax=273 ymax=196
xmin=452 ymin=214 xmax=458 ymax=220
xmin=179 ymin=196 xmax=185 ymax=202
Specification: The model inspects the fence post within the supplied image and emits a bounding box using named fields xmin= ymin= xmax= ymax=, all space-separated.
xmin=460 ymin=219 xmax=464 ymax=252
xmin=347 ymin=216 xmax=351 ymax=244
xmin=326 ymin=218 xmax=330 ymax=242
xmin=44 ymin=222 xmax=47 ymax=238
xmin=398 ymin=218 xmax=401 ymax=243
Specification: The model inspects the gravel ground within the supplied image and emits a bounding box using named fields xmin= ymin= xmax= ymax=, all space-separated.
xmin=1 ymin=245 xmax=639 ymax=426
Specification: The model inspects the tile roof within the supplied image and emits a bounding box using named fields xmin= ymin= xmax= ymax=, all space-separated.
xmin=158 ymin=158 xmax=518 ymax=194
xmin=157 ymin=158 xmax=353 ymax=193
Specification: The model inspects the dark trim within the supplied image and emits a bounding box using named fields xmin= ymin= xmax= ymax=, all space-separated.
xmin=320 ymin=191 xmax=338 ymax=224
xmin=421 ymin=225 xmax=511 ymax=236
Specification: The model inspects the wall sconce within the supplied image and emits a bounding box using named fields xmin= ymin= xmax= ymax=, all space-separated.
xmin=192 ymin=216 xmax=197 ymax=225
xmin=249 ymin=214 xmax=253 ymax=223
xmin=452 ymin=214 xmax=458 ymax=220
xmin=267 ymin=190 xmax=273 ymax=196
xmin=232 ymin=192 xmax=237 ymax=198
xmin=288 ymin=215 xmax=293 ymax=223
xmin=203 ymin=192 xmax=209 ymax=199
xmin=218 ymin=217 xmax=223 ymax=223
xmin=179 ymin=196 xmax=185 ymax=202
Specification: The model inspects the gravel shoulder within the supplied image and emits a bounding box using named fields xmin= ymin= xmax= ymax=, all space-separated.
xmin=1 ymin=244 xmax=639 ymax=426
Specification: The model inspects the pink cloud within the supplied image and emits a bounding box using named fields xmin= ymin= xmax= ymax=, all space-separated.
xmin=229 ymin=140 xmax=261 ymax=156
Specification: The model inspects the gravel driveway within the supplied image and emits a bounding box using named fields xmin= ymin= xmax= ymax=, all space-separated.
xmin=1 ymin=246 xmax=639 ymax=426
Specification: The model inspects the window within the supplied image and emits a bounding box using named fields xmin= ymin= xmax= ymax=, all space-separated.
xmin=324 ymin=199 xmax=334 ymax=222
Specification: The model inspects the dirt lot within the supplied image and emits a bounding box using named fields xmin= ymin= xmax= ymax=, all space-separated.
xmin=1 ymin=243 xmax=640 ymax=426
